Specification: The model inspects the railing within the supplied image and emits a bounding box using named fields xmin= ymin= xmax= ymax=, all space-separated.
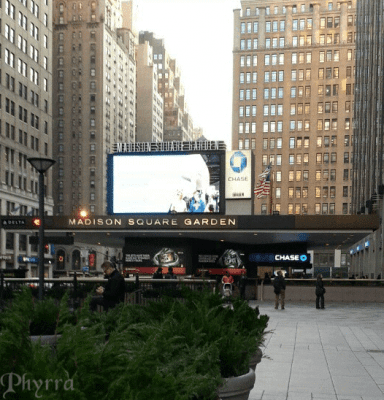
xmin=0 ymin=273 xmax=217 ymax=308
xmin=283 ymin=278 xmax=384 ymax=287
xmin=259 ymin=278 xmax=384 ymax=302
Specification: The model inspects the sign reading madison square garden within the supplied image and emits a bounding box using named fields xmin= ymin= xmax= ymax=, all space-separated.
xmin=112 ymin=140 xmax=226 ymax=153
xmin=0 ymin=216 xmax=239 ymax=230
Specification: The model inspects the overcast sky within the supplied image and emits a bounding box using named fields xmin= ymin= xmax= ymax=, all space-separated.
xmin=135 ymin=0 xmax=241 ymax=148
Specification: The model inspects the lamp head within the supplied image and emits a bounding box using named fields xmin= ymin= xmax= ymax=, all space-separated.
xmin=27 ymin=157 xmax=56 ymax=173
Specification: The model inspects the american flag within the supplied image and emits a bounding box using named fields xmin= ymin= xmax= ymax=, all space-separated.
xmin=254 ymin=165 xmax=271 ymax=198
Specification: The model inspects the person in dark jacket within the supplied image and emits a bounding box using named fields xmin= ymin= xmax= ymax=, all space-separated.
xmin=273 ymin=270 xmax=286 ymax=310
xmin=239 ymin=270 xmax=248 ymax=300
xmin=263 ymin=272 xmax=271 ymax=285
xmin=165 ymin=267 xmax=177 ymax=279
xmin=153 ymin=267 xmax=163 ymax=279
xmin=90 ymin=261 xmax=126 ymax=312
xmin=152 ymin=267 xmax=163 ymax=289
xmin=315 ymin=274 xmax=325 ymax=309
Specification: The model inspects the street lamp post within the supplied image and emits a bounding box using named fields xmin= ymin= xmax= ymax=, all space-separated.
xmin=27 ymin=157 xmax=56 ymax=300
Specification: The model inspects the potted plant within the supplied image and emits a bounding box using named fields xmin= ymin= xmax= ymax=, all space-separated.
xmin=0 ymin=288 xmax=77 ymax=346
xmin=138 ymin=289 xmax=269 ymax=399
xmin=230 ymin=298 xmax=269 ymax=372
xmin=0 ymin=288 xmax=268 ymax=399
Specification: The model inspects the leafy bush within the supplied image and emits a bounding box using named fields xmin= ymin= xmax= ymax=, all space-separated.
xmin=0 ymin=287 xmax=269 ymax=399
xmin=29 ymin=297 xmax=60 ymax=335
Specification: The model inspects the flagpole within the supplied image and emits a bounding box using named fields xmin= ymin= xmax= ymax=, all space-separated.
xmin=254 ymin=164 xmax=272 ymax=205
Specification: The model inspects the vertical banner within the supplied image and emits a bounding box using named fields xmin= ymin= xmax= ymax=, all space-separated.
xmin=225 ymin=150 xmax=252 ymax=199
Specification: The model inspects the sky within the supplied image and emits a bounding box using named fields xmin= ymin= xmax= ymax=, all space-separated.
xmin=135 ymin=0 xmax=242 ymax=148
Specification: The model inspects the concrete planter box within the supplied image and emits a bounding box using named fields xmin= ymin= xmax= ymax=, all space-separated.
xmin=30 ymin=334 xmax=62 ymax=346
xmin=249 ymin=348 xmax=263 ymax=371
xmin=218 ymin=368 xmax=256 ymax=400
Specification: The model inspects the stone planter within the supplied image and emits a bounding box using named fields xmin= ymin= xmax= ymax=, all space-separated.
xmin=30 ymin=334 xmax=62 ymax=346
xmin=217 ymin=368 xmax=256 ymax=400
xmin=249 ymin=348 xmax=263 ymax=371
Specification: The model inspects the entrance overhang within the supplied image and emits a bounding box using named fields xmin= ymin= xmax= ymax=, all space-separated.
xmin=2 ymin=214 xmax=379 ymax=251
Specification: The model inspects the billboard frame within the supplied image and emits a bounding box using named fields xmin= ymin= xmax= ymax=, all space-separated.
xmin=107 ymin=149 xmax=226 ymax=215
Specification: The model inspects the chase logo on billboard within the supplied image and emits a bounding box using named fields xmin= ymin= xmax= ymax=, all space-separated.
xmin=275 ymin=254 xmax=308 ymax=262
xmin=230 ymin=151 xmax=247 ymax=173
xmin=249 ymin=253 xmax=309 ymax=263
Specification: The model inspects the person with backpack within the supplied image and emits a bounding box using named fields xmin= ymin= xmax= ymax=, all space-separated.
xmin=273 ymin=270 xmax=286 ymax=310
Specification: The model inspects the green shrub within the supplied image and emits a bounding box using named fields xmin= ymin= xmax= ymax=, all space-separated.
xmin=29 ymin=297 xmax=60 ymax=335
xmin=0 ymin=287 xmax=269 ymax=399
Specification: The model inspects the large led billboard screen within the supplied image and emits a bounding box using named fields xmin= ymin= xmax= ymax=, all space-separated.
xmin=107 ymin=151 xmax=225 ymax=214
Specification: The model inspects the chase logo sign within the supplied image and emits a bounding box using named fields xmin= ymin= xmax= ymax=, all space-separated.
xmin=230 ymin=151 xmax=247 ymax=173
xmin=225 ymin=150 xmax=252 ymax=199
xmin=275 ymin=254 xmax=308 ymax=262
xmin=249 ymin=253 xmax=310 ymax=263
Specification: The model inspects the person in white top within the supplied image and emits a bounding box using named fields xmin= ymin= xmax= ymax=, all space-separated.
xmin=169 ymin=190 xmax=187 ymax=213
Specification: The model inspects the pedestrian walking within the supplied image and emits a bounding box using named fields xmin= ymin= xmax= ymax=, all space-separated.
xmin=315 ymin=274 xmax=325 ymax=309
xmin=273 ymin=270 xmax=286 ymax=310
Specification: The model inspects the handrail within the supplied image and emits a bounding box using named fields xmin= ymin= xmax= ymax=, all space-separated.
xmin=2 ymin=277 xmax=217 ymax=284
xmin=0 ymin=276 xmax=218 ymax=307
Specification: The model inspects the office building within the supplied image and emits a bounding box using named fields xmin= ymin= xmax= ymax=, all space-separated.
xmin=232 ymin=0 xmax=356 ymax=216
xmin=0 ymin=0 xmax=54 ymax=274
xmin=139 ymin=31 xmax=194 ymax=143
xmin=52 ymin=0 xmax=136 ymax=216
xmin=352 ymin=1 xmax=384 ymax=215
xmin=349 ymin=0 xmax=384 ymax=278
xmin=136 ymin=39 xmax=164 ymax=142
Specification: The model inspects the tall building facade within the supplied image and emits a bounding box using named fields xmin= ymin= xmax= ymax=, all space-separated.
xmin=349 ymin=0 xmax=384 ymax=278
xmin=52 ymin=0 xmax=136 ymax=216
xmin=352 ymin=1 xmax=384 ymax=215
xmin=136 ymin=39 xmax=164 ymax=142
xmin=139 ymin=31 xmax=194 ymax=143
xmin=0 ymin=0 xmax=54 ymax=273
xmin=232 ymin=0 xmax=356 ymax=216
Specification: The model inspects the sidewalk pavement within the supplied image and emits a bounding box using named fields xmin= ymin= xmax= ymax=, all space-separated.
xmin=248 ymin=301 xmax=384 ymax=400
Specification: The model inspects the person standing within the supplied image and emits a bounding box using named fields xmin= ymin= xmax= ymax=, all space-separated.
xmin=263 ymin=272 xmax=271 ymax=285
xmin=222 ymin=270 xmax=234 ymax=285
xmin=239 ymin=270 xmax=248 ymax=300
xmin=90 ymin=261 xmax=125 ymax=312
xmin=221 ymin=270 xmax=234 ymax=299
xmin=273 ymin=270 xmax=286 ymax=310
xmin=315 ymin=274 xmax=325 ymax=309
xmin=165 ymin=267 xmax=177 ymax=279
xmin=152 ymin=267 xmax=163 ymax=289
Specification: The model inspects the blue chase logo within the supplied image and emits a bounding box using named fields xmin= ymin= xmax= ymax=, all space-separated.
xmin=230 ymin=151 xmax=247 ymax=173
